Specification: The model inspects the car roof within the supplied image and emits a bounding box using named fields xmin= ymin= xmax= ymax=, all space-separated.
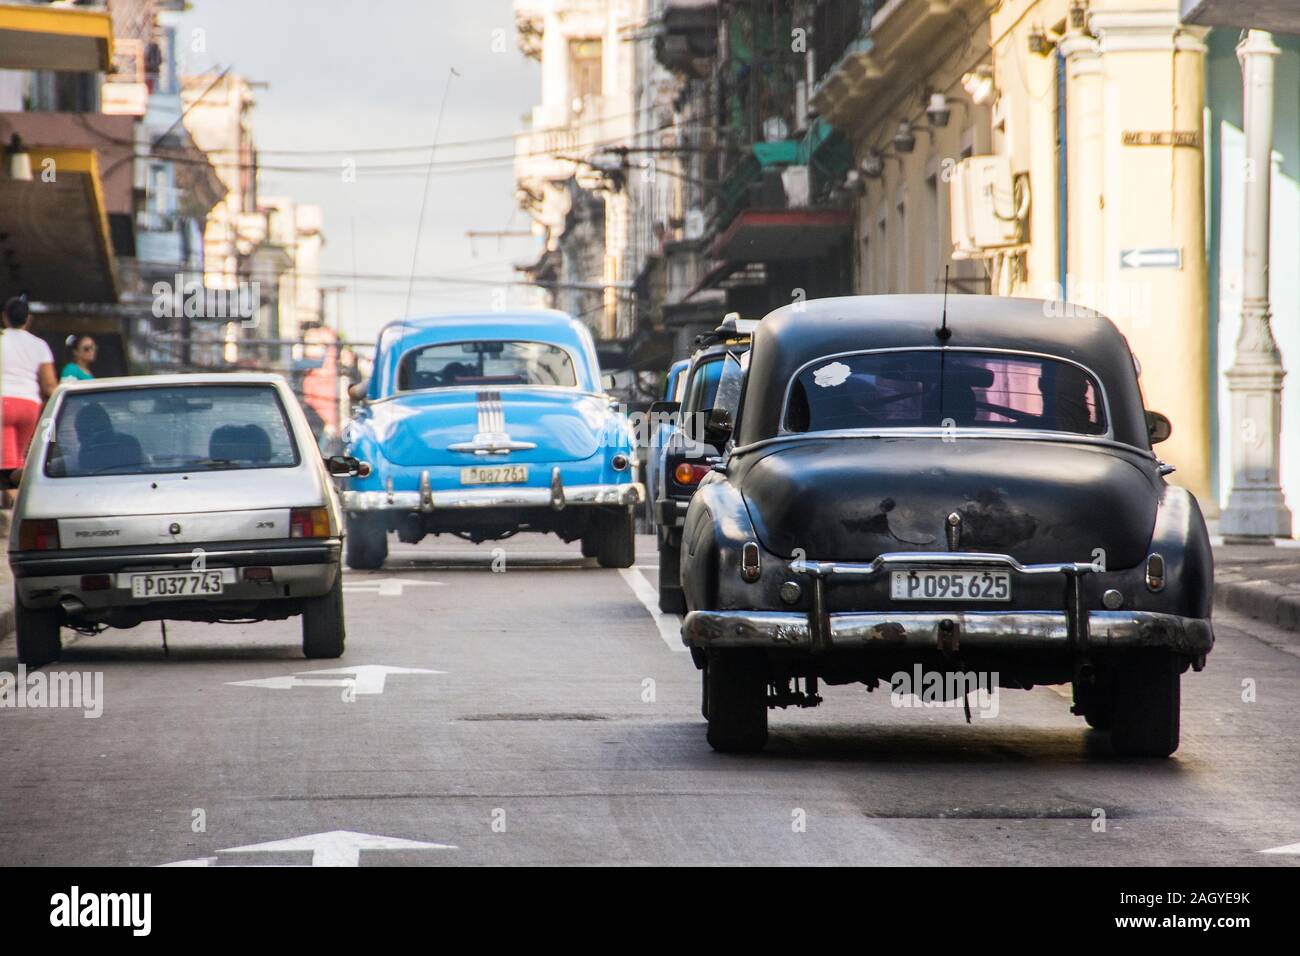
xmin=738 ymin=294 xmax=1149 ymax=449
xmin=370 ymin=310 xmax=602 ymax=397
xmin=54 ymin=371 xmax=290 ymax=392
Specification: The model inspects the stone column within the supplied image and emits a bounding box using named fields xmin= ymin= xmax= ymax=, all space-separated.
xmin=1221 ymin=30 xmax=1293 ymax=539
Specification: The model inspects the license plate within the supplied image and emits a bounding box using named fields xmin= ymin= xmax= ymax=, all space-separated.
xmin=460 ymin=465 xmax=528 ymax=485
xmin=890 ymin=570 xmax=1011 ymax=601
xmin=130 ymin=571 xmax=224 ymax=599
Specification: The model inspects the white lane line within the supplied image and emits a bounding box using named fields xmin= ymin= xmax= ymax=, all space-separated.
xmin=618 ymin=568 xmax=687 ymax=652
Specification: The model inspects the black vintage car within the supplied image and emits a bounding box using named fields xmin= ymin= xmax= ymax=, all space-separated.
xmin=679 ymin=295 xmax=1214 ymax=757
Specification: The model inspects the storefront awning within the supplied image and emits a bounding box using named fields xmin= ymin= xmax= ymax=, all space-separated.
xmin=1181 ymin=0 xmax=1300 ymax=32
xmin=710 ymin=208 xmax=853 ymax=262
xmin=0 ymin=2 xmax=113 ymax=72
xmin=0 ymin=147 xmax=118 ymax=304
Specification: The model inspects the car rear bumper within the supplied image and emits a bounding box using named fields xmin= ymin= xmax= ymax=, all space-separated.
xmin=680 ymin=609 xmax=1215 ymax=656
xmin=342 ymin=479 xmax=643 ymax=513
xmin=10 ymin=539 xmax=340 ymax=611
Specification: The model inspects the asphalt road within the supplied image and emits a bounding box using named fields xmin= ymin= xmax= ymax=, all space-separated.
xmin=1 ymin=533 xmax=1298 ymax=866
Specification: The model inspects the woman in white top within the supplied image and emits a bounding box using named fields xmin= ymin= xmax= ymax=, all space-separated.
xmin=1 ymin=297 xmax=57 ymax=500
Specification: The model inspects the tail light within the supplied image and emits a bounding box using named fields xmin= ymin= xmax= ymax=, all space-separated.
xmin=18 ymin=519 xmax=60 ymax=551
xmin=741 ymin=541 xmax=761 ymax=582
xmin=673 ymin=462 xmax=711 ymax=487
xmin=1145 ymin=553 xmax=1166 ymax=592
xmin=289 ymin=507 xmax=331 ymax=539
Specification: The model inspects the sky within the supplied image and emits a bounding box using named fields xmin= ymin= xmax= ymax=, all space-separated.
xmin=175 ymin=0 xmax=543 ymax=344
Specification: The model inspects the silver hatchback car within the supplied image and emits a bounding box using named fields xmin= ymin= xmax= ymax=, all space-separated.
xmin=7 ymin=373 xmax=369 ymax=665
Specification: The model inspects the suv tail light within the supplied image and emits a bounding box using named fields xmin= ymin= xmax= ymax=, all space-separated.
xmin=289 ymin=507 xmax=331 ymax=539
xmin=18 ymin=519 xmax=60 ymax=551
xmin=673 ymin=462 xmax=711 ymax=487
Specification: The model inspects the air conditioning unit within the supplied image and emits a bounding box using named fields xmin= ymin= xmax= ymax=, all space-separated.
xmin=950 ymin=155 xmax=1021 ymax=258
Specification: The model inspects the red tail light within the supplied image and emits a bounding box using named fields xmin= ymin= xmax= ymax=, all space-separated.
xmin=289 ymin=507 xmax=331 ymax=539
xmin=673 ymin=462 xmax=711 ymax=487
xmin=18 ymin=519 xmax=60 ymax=551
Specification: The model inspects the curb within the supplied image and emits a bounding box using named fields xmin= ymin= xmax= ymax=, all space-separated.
xmin=1215 ymin=578 xmax=1300 ymax=635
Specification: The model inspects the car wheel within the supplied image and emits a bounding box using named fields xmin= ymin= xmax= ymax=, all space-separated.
xmin=705 ymin=649 xmax=768 ymax=753
xmin=15 ymin=588 xmax=61 ymax=667
xmin=302 ymin=571 xmax=346 ymax=659
xmin=345 ymin=513 xmax=387 ymax=570
xmin=595 ymin=507 xmax=635 ymax=569
xmin=1110 ymin=651 xmax=1180 ymax=758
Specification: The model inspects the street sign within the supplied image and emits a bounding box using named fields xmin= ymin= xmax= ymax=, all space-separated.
xmin=1120 ymin=247 xmax=1182 ymax=270
xmin=227 ymin=664 xmax=444 ymax=696
xmin=162 ymin=830 xmax=456 ymax=867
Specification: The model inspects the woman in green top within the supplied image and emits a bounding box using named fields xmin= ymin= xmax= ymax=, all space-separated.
xmin=60 ymin=334 xmax=96 ymax=381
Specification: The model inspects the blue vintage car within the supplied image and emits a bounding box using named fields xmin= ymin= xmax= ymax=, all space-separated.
xmin=341 ymin=311 xmax=643 ymax=568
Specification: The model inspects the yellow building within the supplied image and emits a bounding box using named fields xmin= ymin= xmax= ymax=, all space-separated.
xmin=813 ymin=0 xmax=1213 ymax=506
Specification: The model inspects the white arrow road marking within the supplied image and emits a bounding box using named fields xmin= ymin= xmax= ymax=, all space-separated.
xmin=619 ymin=568 xmax=687 ymax=652
xmin=341 ymin=577 xmax=445 ymax=597
xmin=162 ymin=831 xmax=455 ymax=867
xmin=227 ymin=664 xmax=445 ymax=695
xmin=1261 ymin=842 xmax=1300 ymax=854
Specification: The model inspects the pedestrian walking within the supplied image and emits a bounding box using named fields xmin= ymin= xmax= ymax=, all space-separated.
xmin=60 ymin=333 xmax=97 ymax=381
xmin=2 ymin=295 xmax=57 ymax=505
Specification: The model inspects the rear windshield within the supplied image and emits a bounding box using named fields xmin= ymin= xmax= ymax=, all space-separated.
xmin=398 ymin=340 xmax=577 ymax=390
xmin=785 ymin=350 xmax=1107 ymax=436
xmin=46 ymin=385 xmax=301 ymax=477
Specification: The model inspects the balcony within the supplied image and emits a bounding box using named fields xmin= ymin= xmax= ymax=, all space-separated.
xmin=0 ymin=1 xmax=113 ymax=72
xmin=811 ymin=0 xmax=993 ymax=130
xmin=708 ymin=125 xmax=853 ymax=263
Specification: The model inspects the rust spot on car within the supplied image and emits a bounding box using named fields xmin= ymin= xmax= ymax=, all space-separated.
xmin=957 ymin=489 xmax=1038 ymax=549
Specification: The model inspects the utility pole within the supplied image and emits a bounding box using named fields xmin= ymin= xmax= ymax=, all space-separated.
xmin=1221 ymin=30 xmax=1292 ymax=540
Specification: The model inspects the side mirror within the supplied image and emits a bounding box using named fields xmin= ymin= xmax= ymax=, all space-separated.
xmin=1145 ymin=410 xmax=1172 ymax=445
xmin=648 ymin=400 xmax=681 ymax=422
xmin=325 ymin=455 xmax=371 ymax=478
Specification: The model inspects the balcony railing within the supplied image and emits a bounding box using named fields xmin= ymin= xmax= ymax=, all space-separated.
xmin=813 ymin=0 xmax=877 ymax=86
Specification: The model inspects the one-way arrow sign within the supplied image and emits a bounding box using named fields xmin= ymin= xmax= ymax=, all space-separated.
xmin=1120 ymin=247 xmax=1182 ymax=269
xmin=227 ymin=664 xmax=444 ymax=696
xmin=162 ymin=830 xmax=455 ymax=867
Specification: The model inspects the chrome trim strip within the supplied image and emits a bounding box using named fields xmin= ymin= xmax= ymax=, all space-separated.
xmin=681 ymin=609 xmax=1214 ymax=654
xmin=789 ymin=552 xmax=1099 ymax=577
xmin=731 ymin=429 xmax=1159 ymax=461
xmin=342 ymin=483 xmax=644 ymax=512
xmin=446 ymin=389 xmax=540 ymax=455
xmin=773 ymin=345 xmax=1116 ymax=442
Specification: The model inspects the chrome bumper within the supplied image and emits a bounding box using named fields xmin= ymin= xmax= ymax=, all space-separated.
xmin=342 ymin=477 xmax=643 ymax=513
xmin=681 ymin=609 xmax=1214 ymax=656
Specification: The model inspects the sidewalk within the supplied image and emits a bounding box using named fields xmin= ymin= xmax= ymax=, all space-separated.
xmin=1214 ymin=541 xmax=1300 ymax=634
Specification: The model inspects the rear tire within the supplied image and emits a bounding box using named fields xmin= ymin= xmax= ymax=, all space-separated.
xmin=705 ymin=650 xmax=768 ymax=753
xmin=1110 ymin=651 xmax=1180 ymax=757
xmin=657 ymin=527 xmax=685 ymax=613
xmin=595 ymin=507 xmax=635 ymax=569
xmin=15 ymin=589 xmax=61 ymax=667
xmin=345 ymin=513 xmax=387 ymax=570
xmin=302 ymin=572 xmax=346 ymax=659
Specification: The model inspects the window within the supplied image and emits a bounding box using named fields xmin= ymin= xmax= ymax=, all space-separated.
xmin=569 ymin=39 xmax=602 ymax=104
xmin=47 ymin=385 xmax=300 ymax=478
xmin=683 ymin=356 xmax=727 ymax=415
xmin=784 ymin=350 xmax=1106 ymax=436
xmin=397 ymin=341 xmax=577 ymax=390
